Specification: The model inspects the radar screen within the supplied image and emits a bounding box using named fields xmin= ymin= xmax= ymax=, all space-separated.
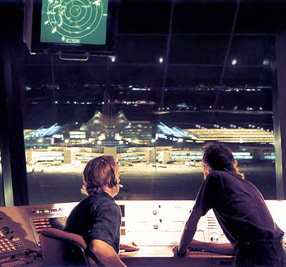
xmin=40 ymin=0 xmax=108 ymax=45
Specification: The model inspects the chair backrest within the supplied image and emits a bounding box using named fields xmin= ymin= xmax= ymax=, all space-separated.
xmin=40 ymin=228 xmax=97 ymax=266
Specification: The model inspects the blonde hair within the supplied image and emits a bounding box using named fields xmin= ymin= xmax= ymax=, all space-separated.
xmin=81 ymin=155 xmax=117 ymax=196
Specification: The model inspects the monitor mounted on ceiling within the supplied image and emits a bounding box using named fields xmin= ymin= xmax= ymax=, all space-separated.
xmin=24 ymin=0 xmax=119 ymax=57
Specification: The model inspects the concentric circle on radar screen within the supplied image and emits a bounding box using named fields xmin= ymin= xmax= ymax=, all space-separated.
xmin=46 ymin=0 xmax=104 ymax=41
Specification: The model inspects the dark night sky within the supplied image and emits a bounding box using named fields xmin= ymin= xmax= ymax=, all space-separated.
xmin=1 ymin=0 xmax=284 ymax=129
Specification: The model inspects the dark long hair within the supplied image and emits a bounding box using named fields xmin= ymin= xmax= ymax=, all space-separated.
xmin=202 ymin=143 xmax=244 ymax=179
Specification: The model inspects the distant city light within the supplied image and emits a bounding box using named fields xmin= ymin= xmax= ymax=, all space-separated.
xmin=263 ymin=59 xmax=270 ymax=65
xmin=159 ymin=57 xmax=164 ymax=63
xmin=115 ymin=135 xmax=122 ymax=140
xmin=177 ymin=138 xmax=183 ymax=143
xmin=99 ymin=135 xmax=105 ymax=140
xmin=232 ymin=59 xmax=237 ymax=65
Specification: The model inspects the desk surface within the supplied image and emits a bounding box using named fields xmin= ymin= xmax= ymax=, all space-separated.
xmin=120 ymin=245 xmax=232 ymax=258
xmin=120 ymin=246 xmax=234 ymax=267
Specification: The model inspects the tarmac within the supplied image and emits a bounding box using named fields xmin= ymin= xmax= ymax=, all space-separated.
xmin=26 ymin=161 xmax=276 ymax=205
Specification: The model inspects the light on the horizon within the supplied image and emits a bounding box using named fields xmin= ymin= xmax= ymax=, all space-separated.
xmin=232 ymin=59 xmax=237 ymax=65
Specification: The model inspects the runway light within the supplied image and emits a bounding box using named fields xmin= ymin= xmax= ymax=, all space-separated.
xmin=232 ymin=59 xmax=237 ymax=65
xmin=110 ymin=56 xmax=116 ymax=62
xmin=159 ymin=57 xmax=163 ymax=63
xmin=177 ymin=138 xmax=183 ymax=143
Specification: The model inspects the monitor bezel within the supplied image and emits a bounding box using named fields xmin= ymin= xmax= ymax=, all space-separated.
xmin=27 ymin=0 xmax=119 ymax=55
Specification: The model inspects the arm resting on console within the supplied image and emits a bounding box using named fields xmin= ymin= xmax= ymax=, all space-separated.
xmin=120 ymin=241 xmax=140 ymax=252
xmin=177 ymin=208 xmax=203 ymax=255
xmin=189 ymin=239 xmax=234 ymax=255
xmin=90 ymin=239 xmax=127 ymax=267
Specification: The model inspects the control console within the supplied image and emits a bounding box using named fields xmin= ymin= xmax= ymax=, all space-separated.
xmin=0 ymin=200 xmax=284 ymax=266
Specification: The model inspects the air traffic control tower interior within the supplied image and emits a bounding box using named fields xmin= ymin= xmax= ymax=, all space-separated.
xmin=1 ymin=0 xmax=286 ymax=266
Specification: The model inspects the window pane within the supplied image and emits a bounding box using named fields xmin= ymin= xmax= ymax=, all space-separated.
xmin=22 ymin=1 xmax=277 ymax=204
xmin=0 ymin=148 xmax=3 ymax=206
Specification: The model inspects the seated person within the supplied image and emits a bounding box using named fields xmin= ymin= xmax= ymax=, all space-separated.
xmin=65 ymin=155 xmax=138 ymax=267
xmin=173 ymin=143 xmax=286 ymax=266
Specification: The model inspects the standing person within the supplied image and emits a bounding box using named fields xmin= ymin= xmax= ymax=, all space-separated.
xmin=65 ymin=155 xmax=138 ymax=267
xmin=173 ymin=143 xmax=286 ymax=266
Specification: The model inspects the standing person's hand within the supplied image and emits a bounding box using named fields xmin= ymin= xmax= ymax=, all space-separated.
xmin=172 ymin=245 xmax=188 ymax=257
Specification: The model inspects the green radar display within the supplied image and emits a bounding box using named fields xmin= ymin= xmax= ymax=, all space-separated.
xmin=40 ymin=0 xmax=108 ymax=45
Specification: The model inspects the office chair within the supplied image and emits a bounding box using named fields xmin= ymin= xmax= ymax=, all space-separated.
xmin=40 ymin=228 xmax=97 ymax=266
